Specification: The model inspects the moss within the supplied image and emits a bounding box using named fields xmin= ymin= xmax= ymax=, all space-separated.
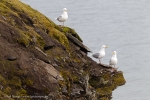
xmin=17 ymin=30 xmax=30 ymax=47
xmin=59 ymin=70 xmax=80 ymax=94
xmin=4 ymin=87 xmax=11 ymax=95
xmin=23 ymin=26 xmax=46 ymax=48
xmin=0 ymin=75 xmax=7 ymax=86
xmin=89 ymin=78 xmax=99 ymax=87
xmin=90 ymin=72 xmax=125 ymax=99
xmin=48 ymin=28 xmax=69 ymax=48
xmin=19 ymin=88 xmax=27 ymax=95
xmin=0 ymin=0 xmax=84 ymax=50
xmin=8 ymin=76 xmax=22 ymax=88
xmin=113 ymin=72 xmax=126 ymax=86
xmin=60 ymin=70 xmax=80 ymax=83
xmin=96 ymin=87 xmax=112 ymax=96
xmin=0 ymin=60 xmax=29 ymax=96
xmin=58 ymin=26 xmax=83 ymax=42
xmin=22 ymin=78 xmax=33 ymax=86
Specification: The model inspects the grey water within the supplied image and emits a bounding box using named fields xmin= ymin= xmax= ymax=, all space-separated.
xmin=21 ymin=0 xmax=150 ymax=100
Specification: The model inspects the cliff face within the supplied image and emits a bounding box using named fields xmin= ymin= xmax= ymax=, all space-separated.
xmin=0 ymin=0 xmax=126 ymax=100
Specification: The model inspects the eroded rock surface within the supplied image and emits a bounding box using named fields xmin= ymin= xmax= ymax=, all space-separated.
xmin=0 ymin=0 xmax=126 ymax=100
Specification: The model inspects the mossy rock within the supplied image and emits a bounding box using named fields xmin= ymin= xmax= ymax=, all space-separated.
xmin=48 ymin=27 xmax=69 ymax=48
xmin=59 ymin=26 xmax=83 ymax=42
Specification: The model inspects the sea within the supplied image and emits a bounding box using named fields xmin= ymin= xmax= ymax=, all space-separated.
xmin=20 ymin=0 xmax=150 ymax=100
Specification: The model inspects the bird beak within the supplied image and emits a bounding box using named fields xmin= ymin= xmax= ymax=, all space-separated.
xmin=106 ymin=46 xmax=108 ymax=48
xmin=112 ymin=52 xmax=114 ymax=54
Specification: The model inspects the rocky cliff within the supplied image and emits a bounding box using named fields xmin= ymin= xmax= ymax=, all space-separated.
xmin=0 ymin=0 xmax=126 ymax=100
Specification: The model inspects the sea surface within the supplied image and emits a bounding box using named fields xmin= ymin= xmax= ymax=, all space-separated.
xmin=21 ymin=0 xmax=150 ymax=100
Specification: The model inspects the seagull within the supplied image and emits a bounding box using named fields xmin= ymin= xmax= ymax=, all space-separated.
xmin=109 ymin=51 xmax=118 ymax=68
xmin=92 ymin=45 xmax=108 ymax=63
xmin=55 ymin=8 xmax=68 ymax=26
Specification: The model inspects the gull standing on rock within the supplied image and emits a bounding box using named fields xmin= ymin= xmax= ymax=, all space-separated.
xmin=109 ymin=51 xmax=118 ymax=68
xmin=92 ymin=45 xmax=108 ymax=64
xmin=55 ymin=8 xmax=68 ymax=26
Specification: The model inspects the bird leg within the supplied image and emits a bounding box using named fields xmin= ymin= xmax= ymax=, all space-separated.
xmin=99 ymin=59 xmax=101 ymax=64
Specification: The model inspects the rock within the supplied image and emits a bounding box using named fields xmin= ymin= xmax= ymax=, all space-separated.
xmin=71 ymin=84 xmax=84 ymax=97
xmin=6 ymin=55 xmax=17 ymax=61
xmin=34 ymin=46 xmax=47 ymax=56
xmin=34 ymin=27 xmax=55 ymax=50
xmin=44 ymin=63 xmax=64 ymax=81
xmin=30 ymin=47 xmax=51 ymax=64
xmin=0 ymin=0 xmax=126 ymax=99
xmin=62 ymin=86 xmax=68 ymax=94
xmin=66 ymin=33 xmax=91 ymax=53
xmin=44 ymin=45 xmax=53 ymax=50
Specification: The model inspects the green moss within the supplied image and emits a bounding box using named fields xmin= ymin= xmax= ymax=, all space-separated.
xmin=1 ymin=0 xmax=84 ymax=50
xmin=23 ymin=78 xmax=33 ymax=86
xmin=0 ymin=60 xmax=29 ymax=96
xmin=17 ymin=30 xmax=30 ymax=47
xmin=24 ymin=26 xmax=46 ymax=48
xmin=36 ymin=36 xmax=45 ymax=47
xmin=59 ymin=70 xmax=80 ymax=94
xmin=4 ymin=87 xmax=11 ymax=95
xmin=113 ymin=72 xmax=126 ymax=86
xmin=48 ymin=28 xmax=69 ymax=48
xmin=19 ymin=88 xmax=27 ymax=95
xmin=0 ymin=2 xmax=18 ymax=17
xmin=0 ymin=75 xmax=7 ymax=86
xmin=58 ymin=26 xmax=83 ymax=42
xmin=96 ymin=87 xmax=112 ymax=96
xmin=60 ymin=70 xmax=80 ymax=83
xmin=89 ymin=76 xmax=100 ymax=87
xmin=90 ymin=72 xmax=125 ymax=99
xmin=8 ymin=76 xmax=22 ymax=88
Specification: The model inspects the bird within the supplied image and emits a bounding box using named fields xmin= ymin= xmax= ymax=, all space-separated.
xmin=92 ymin=45 xmax=108 ymax=64
xmin=55 ymin=8 xmax=68 ymax=26
xmin=109 ymin=51 xmax=118 ymax=68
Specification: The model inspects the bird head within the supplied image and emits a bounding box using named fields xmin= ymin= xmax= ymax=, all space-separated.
xmin=63 ymin=8 xmax=67 ymax=12
xmin=102 ymin=45 xmax=108 ymax=49
xmin=113 ymin=51 xmax=117 ymax=55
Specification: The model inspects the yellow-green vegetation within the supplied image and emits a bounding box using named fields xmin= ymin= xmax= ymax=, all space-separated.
xmin=0 ymin=90 xmax=14 ymax=100
xmin=0 ymin=0 xmax=81 ymax=48
xmin=48 ymin=27 xmax=69 ymax=48
xmin=16 ymin=29 xmax=30 ymax=47
xmin=0 ymin=0 xmax=126 ymax=99
xmin=22 ymin=78 xmax=33 ymax=86
xmin=59 ymin=70 xmax=80 ymax=93
xmin=90 ymin=72 xmax=126 ymax=99
xmin=0 ymin=75 xmax=7 ymax=86
xmin=60 ymin=26 xmax=83 ymax=42
xmin=0 ymin=60 xmax=29 ymax=97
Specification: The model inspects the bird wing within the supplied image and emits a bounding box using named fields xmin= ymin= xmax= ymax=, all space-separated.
xmin=56 ymin=15 xmax=62 ymax=21
xmin=109 ymin=59 xmax=112 ymax=65
xmin=92 ymin=53 xmax=99 ymax=59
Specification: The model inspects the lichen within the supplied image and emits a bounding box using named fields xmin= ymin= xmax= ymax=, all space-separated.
xmin=0 ymin=0 xmax=126 ymax=99
xmin=89 ymin=71 xmax=126 ymax=99
xmin=60 ymin=26 xmax=83 ymax=42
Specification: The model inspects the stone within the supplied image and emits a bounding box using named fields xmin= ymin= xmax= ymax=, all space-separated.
xmin=66 ymin=33 xmax=91 ymax=53
xmin=6 ymin=55 xmax=17 ymax=61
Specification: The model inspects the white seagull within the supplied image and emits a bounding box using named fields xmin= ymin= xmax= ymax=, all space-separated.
xmin=109 ymin=51 xmax=118 ymax=68
xmin=55 ymin=8 xmax=68 ymax=26
xmin=92 ymin=45 xmax=108 ymax=63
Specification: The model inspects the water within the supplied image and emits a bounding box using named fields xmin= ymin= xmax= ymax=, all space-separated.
xmin=20 ymin=0 xmax=150 ymax=100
